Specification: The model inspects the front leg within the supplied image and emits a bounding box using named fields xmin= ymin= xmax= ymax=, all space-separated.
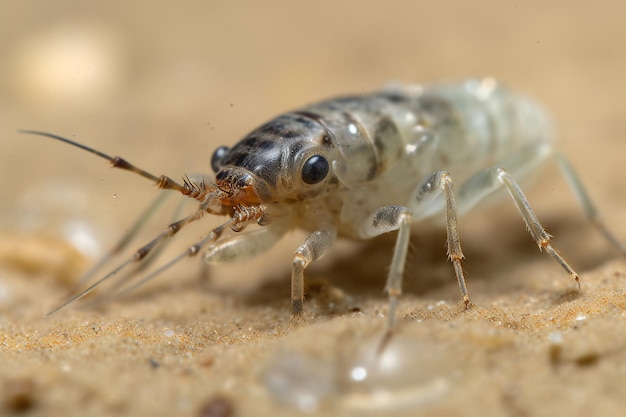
xmin=291 ymin=228 xmax=337 ymax=315
xmin=203 ymin=222 xmax=287 ymax=265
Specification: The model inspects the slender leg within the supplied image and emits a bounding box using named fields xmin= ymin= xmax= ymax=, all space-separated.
xmin=456 ymin=165 xmax=580 ymax=288
xmin=499 ymin=168 xmax=580 ymax=286
xmin=360 ymin=171 xmax=466 ymax=330
xmin=554 ymin=151 xmax=626 ymax=255
xmin=291 ymin=228 xmax=337 ymax=315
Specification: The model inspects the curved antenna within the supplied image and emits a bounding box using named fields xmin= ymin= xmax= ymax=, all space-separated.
xmin=18 ymin=130 xmax=227 ymax=315
xmin=112 ymin=223 xmax=228 ymax=299
xmin=45 ymin=210 xmax=231 ymax=316
xmin=19 ymin=130 xmax=188 ymax=194
xmin=69 ymin=192 xmax=172 ymax=293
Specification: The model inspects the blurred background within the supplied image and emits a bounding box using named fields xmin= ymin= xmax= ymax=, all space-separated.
xmin=2 ymin=2 xmax=626 ymax=416
xmin=1 ymin=0 xmax=626 ymax=296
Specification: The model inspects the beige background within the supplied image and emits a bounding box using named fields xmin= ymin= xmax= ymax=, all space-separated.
xmin=1 ymin=1 xmax=626 ymax=416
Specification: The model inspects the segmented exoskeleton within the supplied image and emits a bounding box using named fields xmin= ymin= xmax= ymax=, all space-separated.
xmin=21 ymin=78 xmax=625 ymax=329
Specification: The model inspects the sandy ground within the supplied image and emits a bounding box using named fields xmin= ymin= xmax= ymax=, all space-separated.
xmin=1 ymin=1 xmax=626 ymax=416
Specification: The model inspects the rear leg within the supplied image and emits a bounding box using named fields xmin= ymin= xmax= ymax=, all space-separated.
xmin=554 ymin=151 xmax=626 ymax=254
xmin=456 ymin=143 xmax=581 ymax=289
xmin=362 ymin=142 xmax=601 ymax=332
xmin=456 ymin=143 xmax=626 ymax=289
xmin=459 ymin=166 xmax=580 ymax=287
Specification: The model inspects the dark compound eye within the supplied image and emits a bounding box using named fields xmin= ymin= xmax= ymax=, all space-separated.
xmin=301 ymin=155 xmax=329 ymax=184
xmin=211 ymin=146 xmax=229 ymax=172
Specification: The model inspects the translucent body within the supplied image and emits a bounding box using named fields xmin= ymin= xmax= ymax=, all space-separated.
xmin=205 ymin=78 xmax=619 ymax=324
xmin=22 ymin=78 xmax=623 ymax=324
xmin=281 ymin=78 xmax=555 ymax=237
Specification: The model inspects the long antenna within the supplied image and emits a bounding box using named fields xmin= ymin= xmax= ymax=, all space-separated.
xmin=19 ymin=130 xmax=187 ymax=193
xmin=19 ymin=129 xmax=225 ymax=315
